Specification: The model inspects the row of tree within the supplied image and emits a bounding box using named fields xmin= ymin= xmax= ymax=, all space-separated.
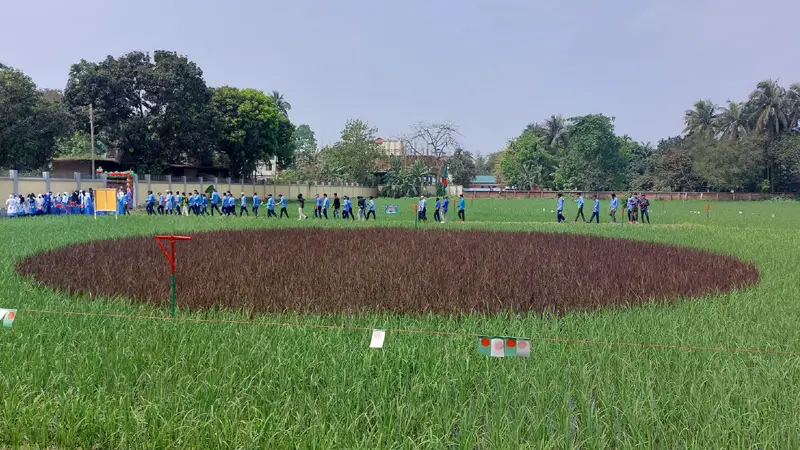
xmin=1 ymin=51 xmax=296 ymax=176
xmin=486 ymin=79 xmax=800 ymax=193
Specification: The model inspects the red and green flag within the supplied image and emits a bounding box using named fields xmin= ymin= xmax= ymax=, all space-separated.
xmin=0 ymin=309 xmax=17 ymax=328
xmin=477 ymin=336 xmax=531 ymax=357
xmin=442 ymin=165 xmax=448 ymax=196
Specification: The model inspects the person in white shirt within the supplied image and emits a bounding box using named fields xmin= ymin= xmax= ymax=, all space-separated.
xmin=6 ymin=194 xmax=17 ymax=217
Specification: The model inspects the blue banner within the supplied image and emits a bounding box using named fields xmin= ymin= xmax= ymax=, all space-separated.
xmin=384 ymin=204 xmax=399 ymax=215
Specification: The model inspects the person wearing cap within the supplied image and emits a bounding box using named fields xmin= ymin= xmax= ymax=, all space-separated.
xmin=457 ymin=194 xmax=465 ymax=221
xmin=418 ymin=195 xmax=427 ymax=222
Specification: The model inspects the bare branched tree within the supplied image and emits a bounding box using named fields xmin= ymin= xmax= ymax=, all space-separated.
xmin=401 ymin=121 xmax=461 ymax=157
xmin=400 ymin=121 xmax=462 ymax=184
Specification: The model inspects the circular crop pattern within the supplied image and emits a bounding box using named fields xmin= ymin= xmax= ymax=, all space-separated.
xmin=17 ymin=229 xmax=759 ymax=316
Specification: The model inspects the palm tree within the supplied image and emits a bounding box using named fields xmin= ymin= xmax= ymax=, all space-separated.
xmin=270 ymin=90 xmax=291 ymax=117
xmin=747 ymin=79 xmax=790 ymax=138
xmin=683 ymin=99 xmax=717 ymax=136
xmin=788 ymin=83 xmax=800 ymax=131
xmin=713 ymin=101 xmax=749 ymax=140
xmin=526 ymin=115 xmax=570 ymax=148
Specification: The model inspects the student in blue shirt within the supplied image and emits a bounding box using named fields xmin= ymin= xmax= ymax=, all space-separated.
xmin=556 ymin=193 xmax=565 ymax=223
xmin=314 ymin=194 xmax=322 ymax=219
xmin=157 ymin=192 xmax=165 ymax=215
xmin=609 ymin=193 xmax=618 ymax=223
xmin=279 ymin=194 xmax=288 ymax=218
xmin=589 ymin=194 xmax=600 ymax=223
xmin=417 ymin=196 xmax=427 ymax=222
xmin=266 ymin=194 xmax=277 ymax=218
xmin=442 ymin=196 xmax=449 ymax=223
xmin=176 ymin=192 xmax=183 ymax=215
xmin=574 ymin=192 xmax=586 ymax=222
xmin=434 ymin=197 xmax=441 ymax=223
xmin=457 ymin=194 xmax=465 ymax=222
xmin=165 ymin=191 xmax=174 ymax=215
xmin=322 ymin=193 xmax=329 ymax=219
xmin=626 ymin=193 xmax=634 ymax=223
xmin=640 ymin=194 xmax=650 ymax=224
xmin=146 ymin=191 xmax=155 ymax=215
xmin=343 ymin=196 xmax=354 ymax=220
xmin=201 ymin=194 xmax=208 ymax=215
xmin=365 ymin=196 xmax=376 ymax=220
xmin=252 ymin=193 xmax=260 ymax=217
xmin=239 ymin=192 xmax=249 ymax=216
xmin=210 ymin=190 xmax=221 ymax=216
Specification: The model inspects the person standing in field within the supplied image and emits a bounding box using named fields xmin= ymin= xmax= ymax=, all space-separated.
xmin=181 ymin=193 xmax=190 ymax=216
xmin=297 ymin=193 xmax=307 ymax=219
xmin=442 ymin=196 xmax=449 ymax=223
xmin=357 ymin=196 xmax=366 ymax=220
xmin=201 ymin=194 xmax=208 ymax=215
xmin=418 ymin=195 xmax=427 ymax=222
xmin=344 ymin=196 xmax=354 ymax=220
xmin=322 ymin=193 xmax=330 ymax=219
xmin=314 ymin=194 xmax=322 ymax=219
xmin=210 ymin=189 xmax=221 ymax=216
xmin=574 ymin=192 xmax=586 ymax=222
xmin=366 ymin=196 xmax=377 ymax=220
xmin=556 ymin=193 xmax=565 ymax=223
xmin=434 ymin=197 xmax=442 ymax=223
xmin=609 ymin=193 xmax=618 ymax=223
xmin=252 ymin=192 xmax=260 ymax=217
xmin=457 ymin=194 xmax=466 ymax=221
xmin=640 ymin=194 xmax=650 ymax=224
xmin=146 ymin=191 xmax=155 ymax=215
xmin=588 ymin=194 xmax=600 ymax=223
xmin=239 ymin=192 xmax=249 ymax=216
xmin=626 ymin=193 xmax=634 ymax=223
xmin=266 ymin=194 xmax=277 ymax=218
xmin=175 ymin=192 xmax=183 ymax=215
xmin=631 ymin=193 xmax=640 ymax=223
xmin=333 ymin=193 xmax=341 ymax=219
xmin=279 ymin=194 xmax=289 ymax=218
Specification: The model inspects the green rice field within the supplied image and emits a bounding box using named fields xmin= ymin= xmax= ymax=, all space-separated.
xmin=2 ymin=198 xmax=799 ymax=449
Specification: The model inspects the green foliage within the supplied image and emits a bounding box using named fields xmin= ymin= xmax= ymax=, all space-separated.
xmin=321 ymin=119 xmax=381 ymax=186
xmin=447 ymin=148 xmax=477 ymax=186
xmin=0 ymin=65 xmax=72 ymax=169
xmin=561 ymin=114 xmax=627 ymax=190
xmin=497 ymin=131 xmax=556 ymax=189
xmin=54 ymin=130 xmax=107 ymax=158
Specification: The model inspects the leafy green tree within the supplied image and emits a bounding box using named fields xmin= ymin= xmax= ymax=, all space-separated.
xmin=561 ymin=114 xmax=626 ymax=190
xmin=0 ymin=65 xmax=71 ymax=169
xmin=474 ymin=152 xmax=501 ymax=175
xmin=714 ymin=101 xmax=750 ymax=140
xmin=321 ymin=119 xmax=381 ymax=185
xmin=525 ymin=114 xmax=570 ymax=149
xmin=691 ymin=135 xmax=764 ymax=191
xmin=211 ymin=86 xmax=294 ymax=177
xmin=448 ymin=148 xmax=477 ymax=186
xmin=54 ymin=130 xmax=107 ymax=158
xmin=497 ymin=130 xmax=556 ymax=189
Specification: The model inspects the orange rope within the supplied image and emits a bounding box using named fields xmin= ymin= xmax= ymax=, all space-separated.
xmin=21 ymin=308 xmax=800 ymax=357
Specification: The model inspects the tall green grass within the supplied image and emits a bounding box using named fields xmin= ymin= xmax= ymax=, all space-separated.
xmin=2 ymin=198 xmax=799 ymax=449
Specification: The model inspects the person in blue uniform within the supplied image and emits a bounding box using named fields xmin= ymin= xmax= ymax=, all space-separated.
xmin=279 ymin=194 xmax=288 ymax=218
xmin=588 ymin=194 xmax=600 ymax=223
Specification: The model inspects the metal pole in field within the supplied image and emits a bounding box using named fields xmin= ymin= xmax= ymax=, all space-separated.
xmin=155 ymin=235 xmax=192 ymax=318
xmin=90 ymin=104 xmax=95 ymax=180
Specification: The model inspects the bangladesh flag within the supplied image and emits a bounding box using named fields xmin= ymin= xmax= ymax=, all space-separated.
xmin=477 ymin=336 xmax=531 ymax=357
xmin=0 ymin=309 xmax=17 ymax=328
xmin=442 ymin=165 xmax=448 ymax=196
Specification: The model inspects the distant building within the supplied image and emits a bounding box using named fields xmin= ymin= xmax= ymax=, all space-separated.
xmin=254 ymin=155 xmax=278 ymax=180
xmin=375 ymin=138 xmax=404 ymax=157
xmin=465 ymin=175 xmax=502 ymax=191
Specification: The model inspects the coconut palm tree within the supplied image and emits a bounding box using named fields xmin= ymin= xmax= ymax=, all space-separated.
xmin=713 ymin=101 xmax=750 ymax=140
xmin=270 ymin=90 xmax=291 ymax=117
xmin=526 ymin=115 xmax=570 ymax=149
xmin=747 ymin=79 xmax=790 ymax=138
xmin=683 ymin=99 xmax=717 ymax=137
xmin=788 ymin=82 xmax=800 ymax=131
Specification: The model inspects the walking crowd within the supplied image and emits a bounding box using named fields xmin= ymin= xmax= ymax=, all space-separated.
xmin=413 ymin=194 xmax=467 ymax=223
xmin=4 ymin=190 xmax=96 ymax=217
xmin=556 ymin=192 xmax=651 ymax=224
xmin=143 ymin=189 xmax=386 ymax=221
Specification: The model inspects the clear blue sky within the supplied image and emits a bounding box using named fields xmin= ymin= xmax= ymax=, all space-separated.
xmin=2 ymin=0 xmax=798 ymax=154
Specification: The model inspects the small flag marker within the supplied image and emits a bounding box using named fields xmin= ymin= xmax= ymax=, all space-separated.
xmin=0 ymin=309 xmax=17 ymax=328
xmin=370 ymin=329 xmax=386 ymax=349
xmin=478 ymin=336 xmax=531 ymax=357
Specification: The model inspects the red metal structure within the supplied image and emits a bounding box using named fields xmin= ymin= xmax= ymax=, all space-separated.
xmin=155 ymin=235 xmax=192 ymax=318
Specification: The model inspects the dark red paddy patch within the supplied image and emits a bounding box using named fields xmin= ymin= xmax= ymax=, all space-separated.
xmin=15 ymin=229 xmax=759 ymax=316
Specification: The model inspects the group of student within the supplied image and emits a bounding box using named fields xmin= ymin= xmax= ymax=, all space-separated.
xmin=556 ymin=192 xmax=651 ymax=224
xmin=4 ymin=190 xmax=95 ymax=217
xmin=144 ymin=189 xmax=385 ymax=220
xmin=414 ymin=194 xmax=467 ymax=223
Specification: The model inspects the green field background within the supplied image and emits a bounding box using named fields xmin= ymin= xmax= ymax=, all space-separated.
xmin=2 ymin=198 xmax=799 ymax=449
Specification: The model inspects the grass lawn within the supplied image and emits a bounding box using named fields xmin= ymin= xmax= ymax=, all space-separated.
xmin=1 ymin=198 xmax=799 ymax=449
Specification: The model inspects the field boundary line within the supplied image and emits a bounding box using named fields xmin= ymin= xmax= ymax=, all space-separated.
xmin=21 ymin=308 xmax=800 ymax=357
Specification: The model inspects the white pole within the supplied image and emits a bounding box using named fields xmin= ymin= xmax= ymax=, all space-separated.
xmin=90 ymin=104 xmax=95 ymax=180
